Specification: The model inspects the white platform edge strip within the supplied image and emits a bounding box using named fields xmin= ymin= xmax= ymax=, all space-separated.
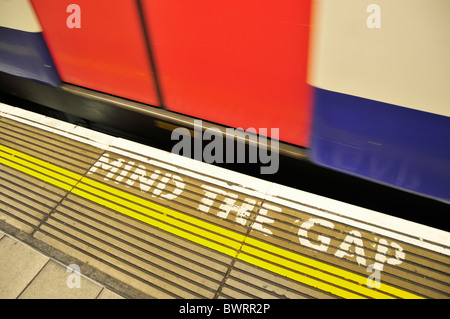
xmin=1 ymin=102 xmax=449 ymax=256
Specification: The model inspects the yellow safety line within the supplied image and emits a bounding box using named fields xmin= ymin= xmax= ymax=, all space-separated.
xmin=237 ymin=253 xmax=366 ymax=299
xmin=241 ymin=245 xmax=392 ymax=299
xmin=242 ymin=237 xmax=421 ymax=299
xmin=75 ymin=181 xmax=243 ymax=251
xmin=0 ymin=144 xmax=424 ymax=299
xmin=80 ymin=177 xmax=246 ymax=243
xmin=71 ymin=188 xmax=238 ymax=257
xmin=0 ymin=145 xmax=81 ymax=181
xmin=0 ymin=149 xmax=78 ymax=191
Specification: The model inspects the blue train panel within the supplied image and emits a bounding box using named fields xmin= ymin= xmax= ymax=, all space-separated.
xmin=0 ymin=26 xmax=60 ymax=87
xmin=310 ymin=88 xmax=450 ymax=203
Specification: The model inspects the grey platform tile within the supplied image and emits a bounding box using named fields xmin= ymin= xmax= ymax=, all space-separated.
xmin=0 ymin=236 xmax=49 ymax=298
xmin=19 ymin=260 xmax=103 ymax=299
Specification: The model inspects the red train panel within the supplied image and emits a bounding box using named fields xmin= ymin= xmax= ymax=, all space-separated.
xmin=30 ymin=0 xmax=160 ymax=106
xmin=143 ymin=0 xmax=312 ymax=146
xmin=31 ymin=0 xmax=312 ymax=146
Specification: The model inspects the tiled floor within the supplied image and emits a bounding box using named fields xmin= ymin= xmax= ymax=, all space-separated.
xmin=0 ymin=230 xmax=124 ymax=299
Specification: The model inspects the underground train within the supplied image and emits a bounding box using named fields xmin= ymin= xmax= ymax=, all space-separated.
xmin=0 ymin=0 xmax=449 ymax=203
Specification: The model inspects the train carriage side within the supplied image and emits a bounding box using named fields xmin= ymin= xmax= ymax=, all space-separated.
xmin=0 ymin=0 xmax=60 ymax=87
xmin=308 ymin=0 xmax=450 ymax=203
xmin=0 ymin=0 xmax=449 ymax=203
xmin=29 ymin=0 xmax=313 ymax=147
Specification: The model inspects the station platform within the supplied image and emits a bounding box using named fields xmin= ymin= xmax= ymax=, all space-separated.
xmin=0 ymin=102 xmax=449 ymax=299
xmin=0 ymin=230 xmax=124 ymax=299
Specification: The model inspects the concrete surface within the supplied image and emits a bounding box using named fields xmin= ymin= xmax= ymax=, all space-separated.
xmin=0 ymin=230 xmax=124 ymax=299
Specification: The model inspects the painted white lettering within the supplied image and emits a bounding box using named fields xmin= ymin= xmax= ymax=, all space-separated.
xmin=115 ymin=161 xmax=134 ymax=183
xmin=126 ymin=165 xmax=159 ymax=192
xmin=87 ymin=154 xmax=124 ymax=181
xmin=298 ymin=218 xmax=334 ymax=252
xmin=157 ymin=173 xmax=185 ymax=200
xmin=387 ymin=241 xmax=405 ymax=266
xmin=235 ymin=198 xmax=256 ymax=226
xmin=197 ymin=184 xmax=255 ymax=226
xmin=334 ymin=230 xmax=367 ymax=266
xmin=252 ymin=202 xmax=277 ymax=236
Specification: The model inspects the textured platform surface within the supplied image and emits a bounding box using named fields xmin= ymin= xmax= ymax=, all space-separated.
xmin=0 ymin=103 xmax=449 ymax=299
